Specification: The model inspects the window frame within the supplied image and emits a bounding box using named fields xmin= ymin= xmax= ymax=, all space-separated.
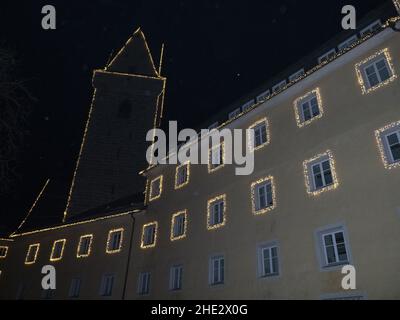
xmin=318 ymin=49 xmax=336 ymax=64
xmin=169 ymin=264 xmax=183 ymax=291
xmin=68 ymin=277 xmax=82 ymax=298
xmin=25 ymin=243 xmax=40 ymax=265
xmin=251 ymin=176 xmax=276 ymax=215
xmin=338 ymin=35 xmax=358 ymax=51
xmin=207 ymin=195 xmax=226 ymax=230
xmin=272 ymin=80 xmax=287 ymax=93
xmin=76 ymin=234 xmax=93 ymax=258
xmin=209 ymin=255 xmax=225 ymax=286
xmin=375 ymin=120 xmax=400 ymax=169
xmin=175 ymin=162 xmax=190 ymax=189
xmin=241 ymin=100 xmax=255 ymax=112
xmin=148 ymin=175 xmax=163 ymax=201
xmin=170 ymin=210 xmax=187 ymax=241
xmin=360 ymin=19 xmax=381 ymax=37
xmin=303 ymin=150 xmax=339 ymax=196
xmin=289 ymin=68 xmax=305 ymax=82
xmin=0 ymin=246 xmax=8 ymax=259
xmin=141 ymin=222 xmax=158 ymax=249
xmin=99 ymin=273 xmax=115 ymax=297
xmin=106 ymin=228 xmax=124 ymax=254
xmin=257 ymin=242 xmax=280 ymax=278
xmin=248 ymin=118 xmax=270 ymax=152
xmin=208 ymin=142 xmax=225 ymax=173
xmin=293 ymin=88 xmax=324 ymax=127
xmin=138 ymin=272 xmax=151 ymax=296
xmin=256 ymin=90 xmax=270 ymax=102
xmin=228 ymin=108 xmax=241 ymax=119
xmin=50 ymin=239 xmax=66 ymax=262
xmin=355 ymin=48 xmax=397 ymax=94
xmin=315 ymin=224 xmax=352 ymax=270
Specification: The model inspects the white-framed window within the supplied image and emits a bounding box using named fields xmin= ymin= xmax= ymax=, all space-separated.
xmin=289 ymin=69 xmax=305 ymax=82
xmin=99 ymin=274 xmax=115 ymax=297
xmin=149 ymin=175 xmax=163 ymax=201
xmin=242 ymin=100 xmax=254 ymax=112
xmin=208 ymin=142 xmax=224 ymax=172
xmin=248 ymin=118 xmax=269 ymax=151
xmin=375 ymin=120 xmax=400 ymax=169
xmin=25 ymin=244 xmax=40 ymax=265
xmin=251 ymin=177 xmax=275 ymax=214
xmin=0 ymin=246 xmax=8 ymax=258
xmin=175 ymin=162 xmax=190 ymax=189
xmin=228 ymin=108 xmax=241 ymax=119
xmin=294 ymin=89 xmax=323 ymax=127
xmin=50 ymin=239 xmax=66 ymax=262
xmin=317 ymin=226 xmax=350 ymax=268
xmin=258 ymin=244 xmax=279 ymax=277
xmin=303 ymin=150 xmax=338 ymax=195
xmin=77 ymin=235 xmax=93 ymax=258
xmin=209 ymin=255 xmax=224 ymax=285
xmin=256 ymin=90 xmax=270 ymax=102
xmin=68 ymin=278 xmax=81 ymax=298
xmin=138 ymin=272 xmax=151 ymax=295
xmin=141 ymin=222 xmax=158 ymax=248
xmin=338 ymin=35 xmax=358 ymax=51
xmin=363 ymin=56 xmax=393 ymax=90
xmin=106 ymin=229 xmax=123 ymax=253
xmin=355 ymin=48 xmax=397 ymax=94
xmin=207 ymin=195 xmax=226 ymax=229
xmin=318 ymin=49 xmax=336 ymax=64
xmin=272 ymin=80 xmax=287 ymax=93
xmin=171 ymin=211 xmax=187 ymax=241
xmin=169 ymin=265 xmax=183 ymax=291
xmin=360 ymin=19 xmax=381 ymax=37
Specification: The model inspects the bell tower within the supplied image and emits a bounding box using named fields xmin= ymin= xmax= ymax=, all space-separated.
xmin=64 ymin=28 xmax=165 ymax=221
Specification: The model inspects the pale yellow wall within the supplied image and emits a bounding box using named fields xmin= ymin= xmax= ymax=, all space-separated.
xmin=127 ymin=30 xmax=400 ymax=300
xmin=0 ymin=214 xmax=133 ymax=300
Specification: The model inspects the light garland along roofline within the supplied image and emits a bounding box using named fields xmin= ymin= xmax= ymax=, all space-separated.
xmin=94 ymin=69 xmax=166 ymax=81
xmin=140 ymin=18 xmax=399 ymax=176
xmin=9 ymin=210 xmax=137 ymax=238
xmin=10 ymin=179 xmax=50 ymax=237
xmin=105 ymin=27 xmax=160 ymax=78
xmin=0 ymin=238 xmax=14 ymax=242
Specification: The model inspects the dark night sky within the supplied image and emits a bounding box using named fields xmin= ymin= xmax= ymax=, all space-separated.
xmin=0 ymin=0 xmax=389 ymax=231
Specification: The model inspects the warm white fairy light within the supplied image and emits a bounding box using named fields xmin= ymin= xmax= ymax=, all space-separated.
xmin=174 ymin=162 xmax=190 ymax=189
xmin=140 ymin=222 xmax=158 ymax=249
xmin=50 ymin=239 xmax=66 ymax=262
xmin=149 ymin=175 xmax=163 ymax=201
xmin=207 ymin=194 xmax=227 ymax=230
xmin=106 ymin=228 xmax=124 ymax=254
xmin=250 ymin=176 xmax=277 ymax=215
xmin=303 ymin=150 xmax=339 ymax=196
xmin=293 ymin=88 xmax=324 ymax=128
xmin=208 ymin=142 xmax=225 ymax=173
xmin=355 ymin=48 xmax=397 ymax=95
xmin=375 ymin=120 xmax=400 ymax=169
xmin=247 ymin=117 xmax=270 ymax=152
xmin=0 ymin=246 xmax=8 ymax=259
xmin=25 ymin=244 xmax=40 ymax=265
xmin=170 ymin=210 xmax=188 ymax=241
xmin=393 ymin=0 xmax=400 ymax=14
xmin=10 ymin=211 xmax=133 ymax=238
xmin=76 ymin=234 xmax=94 ymax=258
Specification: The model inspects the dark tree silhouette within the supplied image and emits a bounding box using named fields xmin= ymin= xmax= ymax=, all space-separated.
xmin=0 ymin=48 xmax=34 ymax=195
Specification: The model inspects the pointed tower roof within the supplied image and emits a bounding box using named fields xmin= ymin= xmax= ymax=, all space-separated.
xmin=106 ymin=28 xmax=160 ymax=77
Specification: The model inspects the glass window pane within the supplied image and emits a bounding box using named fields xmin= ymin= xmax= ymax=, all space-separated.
xmin=325 ymin=245 xmax=337 ymax=264
xmin=387 ymin=133 xmax=399 ymax=145
xmin=390 ymin=144 xmax=400 ymax=161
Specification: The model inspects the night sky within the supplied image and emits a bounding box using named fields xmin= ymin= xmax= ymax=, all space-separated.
xmin=0 ymin=0 xmax=389 ymax=231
